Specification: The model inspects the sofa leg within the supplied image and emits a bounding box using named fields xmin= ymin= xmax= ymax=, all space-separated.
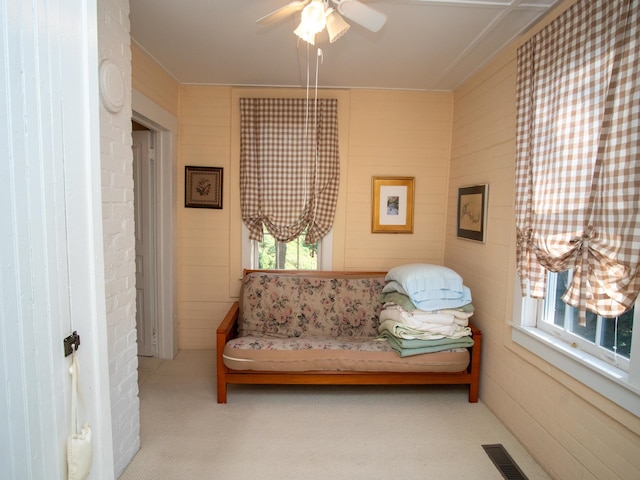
xmin=217 ymin=379 xmax=227 ymax=403
xmin=468 ymin=383 xmax=479 ymax=403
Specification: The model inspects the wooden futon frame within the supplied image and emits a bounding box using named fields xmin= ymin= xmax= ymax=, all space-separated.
xmin=216 ymin=271 xmax=482 ymax=403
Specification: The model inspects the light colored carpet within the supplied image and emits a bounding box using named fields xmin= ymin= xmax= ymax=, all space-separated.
xmin=121 ymin=350 xmax=551 ymax=480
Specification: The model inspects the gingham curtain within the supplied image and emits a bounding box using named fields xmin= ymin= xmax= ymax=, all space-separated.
xmin=240 ymin=98 xmax=340 ymax=245
xmin=515 ymin=0 xmax=640 ymax=321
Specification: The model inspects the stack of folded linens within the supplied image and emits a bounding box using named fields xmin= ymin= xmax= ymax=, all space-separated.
xmin=378 ymin=264 xmax=474 ymax=357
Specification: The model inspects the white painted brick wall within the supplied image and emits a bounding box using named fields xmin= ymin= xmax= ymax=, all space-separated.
xmin=97 ymin=0 xmax=140 ymax=476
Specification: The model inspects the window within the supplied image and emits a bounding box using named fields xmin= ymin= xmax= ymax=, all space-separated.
xmin=541 ymin=271 xmax=635 ymax=371
xmin=512 ymin=0 xmax=640 ymax=415
xmin=239 ymin=98 xmax=340 ymax=254
xmin=257 ymin=226 xmax=317 ymax=270
xmin=238 ymin=98 xmax=339 ymax=272
xmin=242 ymin=223 xmax=332 ymax=271
xmin=513 ymin=280 xmax=640 ymax=416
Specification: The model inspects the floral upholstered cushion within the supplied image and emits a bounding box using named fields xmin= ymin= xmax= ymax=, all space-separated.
xmin=222 ymin=335 xmax=470 ymax=373
xmin=239 ymin=272 xmax=386 ymax=338
xmin=226 ymin=335 xmax=392 ymax=352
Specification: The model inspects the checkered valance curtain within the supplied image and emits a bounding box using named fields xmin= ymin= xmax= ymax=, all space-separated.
xmin=240 ymin=98 xmax=340 ymax=245
xmin=515 ymin=0 xmax=640 ymax=320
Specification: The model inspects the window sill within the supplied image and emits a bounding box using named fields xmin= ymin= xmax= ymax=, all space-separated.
xmin=511 ymin=323 xmax=640 ymax=417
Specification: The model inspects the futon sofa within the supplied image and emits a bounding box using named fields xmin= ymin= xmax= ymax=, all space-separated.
xmin=216 ymin=270 xmax=482 ymax=403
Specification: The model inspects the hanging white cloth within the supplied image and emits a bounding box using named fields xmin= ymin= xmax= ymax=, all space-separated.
xmin=67 ymin=351 xmax=93 ymax=480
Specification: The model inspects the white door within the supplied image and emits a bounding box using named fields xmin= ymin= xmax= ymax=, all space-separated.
xmin=1 ymin=0 xmax=114 ymax=478
xmin=133 ymin=129 xmax=157 ymax=356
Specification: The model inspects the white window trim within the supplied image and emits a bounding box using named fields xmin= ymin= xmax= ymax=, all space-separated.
xmin=241 ymin=223 xmax=333 ymax=271
xmin=511 ymin=277 xmax=640 ymax=417
xmin=540 ymin=272 xmax=632 ymax=372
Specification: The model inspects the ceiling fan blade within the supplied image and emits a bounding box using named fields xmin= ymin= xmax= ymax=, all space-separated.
xmin=256 ymin=0 xmax=311 ymax=25
xmin=335 ymin=0 xmax=387 ymax=32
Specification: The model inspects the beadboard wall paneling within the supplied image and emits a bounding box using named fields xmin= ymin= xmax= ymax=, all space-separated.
xmin=447 ymin=0 xmax=640 ymax=478
xmin=345 ymin=90 xmax=453 ymax=271
xmin=131 ymin=43 xmax=179 ymax=117
xmin=174 ymin=86 xmax=453 ymax=349
xmin=177 ymin=85 xmax=233 ymax=350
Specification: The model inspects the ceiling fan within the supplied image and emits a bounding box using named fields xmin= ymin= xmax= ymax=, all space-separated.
xmin=257 ymin=0 xmax=387 ymax=44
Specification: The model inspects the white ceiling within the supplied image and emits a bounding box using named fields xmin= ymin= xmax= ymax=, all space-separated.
xmin=129 ymin=0 xmax=561 ymax=91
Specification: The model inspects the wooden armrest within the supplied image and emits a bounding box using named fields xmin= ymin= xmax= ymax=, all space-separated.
xmin=217 ymin=302 xmax=240 ymax=403
xmin=217 ymin=302 xmax=239 ymax=354
xmin=217 ymin=302 xmax=239 ymax=336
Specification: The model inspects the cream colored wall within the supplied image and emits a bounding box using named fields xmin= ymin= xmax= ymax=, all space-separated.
xmin=131 ymin=43 xmax=179 ymax=117
xmin=446 ymin=1 xmax=640 ymax=479
xmin=344 ymin=90 xmax=452 ymax=270
xmin=129 ymin=37 xmax=453 ymax=353
xmin=178 ymin=86 xmax=233 ymax=348
xmin=177 ymin=86 xmax=453 ymax=349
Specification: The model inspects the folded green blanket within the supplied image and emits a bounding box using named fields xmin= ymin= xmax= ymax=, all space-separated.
xmin=378 ymin=291 xmax=474 ymax=317
xmin=378 ymin=331 xmax=474 ymax=357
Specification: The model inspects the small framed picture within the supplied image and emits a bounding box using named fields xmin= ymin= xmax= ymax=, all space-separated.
xmin=457 ymin=184 xmax=488 ymax=242
xmin=371 ymin=176 xmax=415 ymax=233
xmin=185 ymin=166 xmax=223 ymax=209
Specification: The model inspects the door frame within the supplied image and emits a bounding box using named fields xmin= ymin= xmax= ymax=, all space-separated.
xmin=132 ymin=90 xmax=177 ymax=359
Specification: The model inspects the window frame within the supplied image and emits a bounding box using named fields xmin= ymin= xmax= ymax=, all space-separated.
xmin=241 ymin=223 xmax=333 ymax=271
xmin=540 ymin=271 xmax=632 ymax=371
xmin=512 ymin=276 xmax=640 ymax=417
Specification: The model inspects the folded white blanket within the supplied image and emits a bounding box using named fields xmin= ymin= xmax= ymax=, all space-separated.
xmin=436 ymin=308 xmax=473 ymax=321
xmin=380 ymin=305 xmax=469 ymax=327
xmin=378 ymin=319 xmax=472 ymax=340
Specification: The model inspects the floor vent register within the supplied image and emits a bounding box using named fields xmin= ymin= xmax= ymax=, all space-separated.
xmin=482 ymin=444 xmax=529 ymax=480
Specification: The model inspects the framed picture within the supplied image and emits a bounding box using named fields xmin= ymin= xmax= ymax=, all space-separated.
xmin=371 ymin=176 xmax=414 ymax=233
xmin=185 ymin=166 xmax=223 ymax=209
xmin=457 ymin=184 xmax=488 ymax=242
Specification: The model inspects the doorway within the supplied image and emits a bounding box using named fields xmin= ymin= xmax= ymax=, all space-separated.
xmin=132 ymin=92 xmax=177 ymax=359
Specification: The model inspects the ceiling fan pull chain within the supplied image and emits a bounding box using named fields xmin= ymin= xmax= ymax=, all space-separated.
xmin=305 ymin=41 xmax=310 ymax=132
xmin=315 ymin=48 xmax=323 ymax=96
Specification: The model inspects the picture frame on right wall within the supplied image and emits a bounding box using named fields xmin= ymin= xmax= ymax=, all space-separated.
xmin=457 ymin=184 xmax=488 ymax=242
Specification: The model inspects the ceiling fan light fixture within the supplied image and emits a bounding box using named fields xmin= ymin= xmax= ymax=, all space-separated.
xmin=325 ymin=8 xmax=350 ymax=43
xmin=294 ymin=0 xmax=326 ymax=44
xmin=294 ymin=22 xmax=317 ymax=44
xmin=303 ymin=0 xmax=326 ymax=28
